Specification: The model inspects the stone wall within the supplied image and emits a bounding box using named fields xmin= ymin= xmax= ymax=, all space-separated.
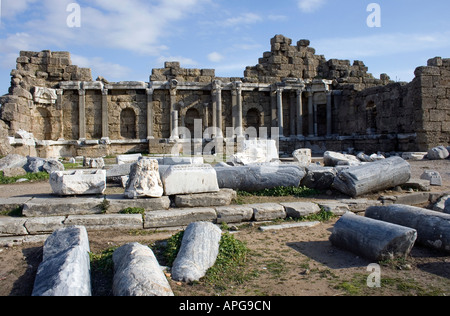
xmin=0 ymin=35 xmax=448 ymax=158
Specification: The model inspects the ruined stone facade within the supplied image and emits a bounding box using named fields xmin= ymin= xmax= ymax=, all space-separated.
xmin=0 ymin=35 xmax=449 ymax=158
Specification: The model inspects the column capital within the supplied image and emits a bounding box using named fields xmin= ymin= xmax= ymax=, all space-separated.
xmin=212 ymin=79 xmax=223 ymax=91
xmin=169 ymin=79 xmax=178 ymax=90
xmin=78 ymin=89 xmax=86 ymax=96
xmin=102 ymin=88 xmax=109 ymax=96
xmin=146 ymin=88 xmax=154 ymax=95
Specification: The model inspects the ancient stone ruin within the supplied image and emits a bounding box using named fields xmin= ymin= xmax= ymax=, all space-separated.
xmin=0 ymin=34 xmax=449 ymax=158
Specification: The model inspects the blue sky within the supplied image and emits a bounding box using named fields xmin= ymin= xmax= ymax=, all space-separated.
xmin=1 ymin=0 xmax=449 ymax=95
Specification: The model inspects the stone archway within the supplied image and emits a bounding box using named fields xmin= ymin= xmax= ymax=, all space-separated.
xmin=244 ymin=108 xmax=262 ymax=138
xmin=120 ymin=108 xmax=137 ymax=139
xmin=366 ymin=101 xmax=377 ymax=134
xmin=34 ymin=107 xmax=53 ymax=140
xmin=184 ymin=108 xmax=201 ymax=139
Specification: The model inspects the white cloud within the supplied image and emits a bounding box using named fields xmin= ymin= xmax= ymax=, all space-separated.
xmin=208 ymin=52 xmax=224 ymax=63
xmin=71 ymin=54 xmax=132 ymax=80
xmin=297 ymin=0 xmax=326 ymax=13
xmin=0 ymin=0 xmax=210 ymax=56
xmin=0 ymin=0 xmax=38 ymax=19
xmin=220 ymin=13 xmax=263 ymax=28
xmin=314 ymin=32 xmax=450 ymax=59
xmin=156 ymin=56 xmax=198 ymax=67
xmin=268 ymin=15 xmax=288 ymax=22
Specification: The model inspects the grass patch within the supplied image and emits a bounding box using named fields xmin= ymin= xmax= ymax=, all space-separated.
xmin=164 ymin=231 xmax=185 ymax=266
xmin=0 ymin=206 xmax=23 ymax=217
xmin=120 ymin=207 xmax=146 ymax=215
xmin=89 ymin=247 xmax=117 ymax=274
xmin=62 ymin=162 xmax=83 ymax=170
xmin=298 ymin=209 xmax=336 ymax=222
xmin=164 ymin=230 xmax=252 ymax=292
xmin=0 ymin=171 xmax=49 ymax=184
xmin=237 ymin=186 xmax=319 ymax=198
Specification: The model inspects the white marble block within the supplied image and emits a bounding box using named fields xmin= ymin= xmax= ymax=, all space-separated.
xmin=161 ymin=164 xmax=220 ymax=196
xmin=50 ymin=170 xmax=106 ymax=196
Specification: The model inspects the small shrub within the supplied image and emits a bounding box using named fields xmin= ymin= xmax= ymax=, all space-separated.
xmin=120 ymin=207 xmax=145 ymax=215
xmin=164 ymin=230 xmax=184 ymax=266
xmin=237 ymin=186 xmax=319 ymax=198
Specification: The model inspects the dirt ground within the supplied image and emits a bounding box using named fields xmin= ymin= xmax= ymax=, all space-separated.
xmin=0 ymin=160 xmax=449 ymax=296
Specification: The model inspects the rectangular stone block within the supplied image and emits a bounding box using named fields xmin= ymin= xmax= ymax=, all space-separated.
xmin=281 ymin=202 xmax=321 ymax=218
xmin=174 ymin=189 xmax=236 ymax=208
xmin=249 ymin=203 xmax=286 ymax=221
xmin=215 ymin=205 xmax=254 ymax=224
xmin=25 ymin=217 xmax=65 ymax=235
xmin=65 ymin=214 xmax=143 ymax=231
xmin=144 ymin=208 xmax=217 ymax=228
xmin=23 ymin=196 xmax=105 ymax=217
xmin=161 ymin=164 xmax=219 ymax=196
xmin=50 ymin=170 xmax=106 ymax=196
xmin=0 ymin=217 xmax=28 ymax=237
xmin=116 ymin=154 xmax=142 ymax=165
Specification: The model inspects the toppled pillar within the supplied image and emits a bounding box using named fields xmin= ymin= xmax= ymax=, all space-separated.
xmin=365 ymin=205 xmax=450 ymax=253
xmin=113 ymin=243 xmax=174 ymax=296
xmin=171 ymin=222 xmax=222 ymax=283
xmin=332 ymin=157 xmax=411 ymax=197
xmin=215 ymin=164 xmax=305 ymax=192
xmin=330 ymin=213 xmax=417 ymax=261
xmin=32 ymin=226 xmax=91 ymax=296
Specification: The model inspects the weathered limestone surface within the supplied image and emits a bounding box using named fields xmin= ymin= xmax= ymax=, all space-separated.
xmin=161 ymin=164 xmax=219 ymax=196
xmin=330 ymin=213 xmax=417 ymax=261
xmin=0 ymin=217 xmax=28 ymax=236
xmin=32 ymin=226 xmax=91 ymax=296
xmin=50 ymin=170 xmax=106 ymax=196
xmin=292 ymin=149 xmax=312 ymax=167
xmin=171 ymin=222 xmax=222 ymax=283
xmin=332 ymin=157 xmax=411 ymax=197
xmin=117 ymin=154 xmax=142 ymax=165
xmin=301 ymin=165 xmax=336 ymax=190
xmin=65 ymin=214 xmax=143 ymax=231
xmin=323 ymin=151 xmax=360 ymax=167
xmin=124 ymin=158 xmax=164 ymax=199
xmin=229 ymin=139 xmax=279 ymax=165
xmin=281 ymin=202 xmax=321 ymax=218
xmin=427 ymin=146 xmax=449 ymax=160
xmin=23 ymin=196 xmax=105 ymax=217
xmin=365 ymin=205 xmax=450 ymax=253
xmin=250 ymin=203 xmax=286 ymax=221
xmin=174 ymin=189 xmax=236 ymax=208
xmin=215 ymin=205 xmax=254 ymax=224
xmin=215 ymin=164 xmax=305 ymax=192
xmin=113 ymin=243 xmax=174 ymax=296
xmin=259 ymin=221 xmax=320 ymax=232
xmin=144 ymin=208 xmax=217 ymax=228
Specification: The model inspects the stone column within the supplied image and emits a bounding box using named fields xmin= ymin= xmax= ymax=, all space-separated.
xmin=307 ymin=91 xmax=314 ymax=137
xmin=296 ymin=89 xmax=304 ymax=138
xmin=232 ymin=81 xmax=243 ymax=137
xmin=277 ymin=86 xmax=284 ymax=137
xmin=326 ymin=91 xmax=333 ymax=137
xmin=169 ymin=79 xmax=178 ymax=138
xmin=146 ymin=88 xmax=154 ymax=139
xmin=56 ymin=89 xmax=64 ymax=140
xmin=101 ymin=88 xmax=109 ymax=140
xmin=170 ymin=110 xmax=179 ymax=140
xmin=314 ymin=101 xmax=318 ymax=137
xmin=212 ymin=80 xmax=223 ymax=138
xmin=78 ymin=88 xmax=86 ymax=140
